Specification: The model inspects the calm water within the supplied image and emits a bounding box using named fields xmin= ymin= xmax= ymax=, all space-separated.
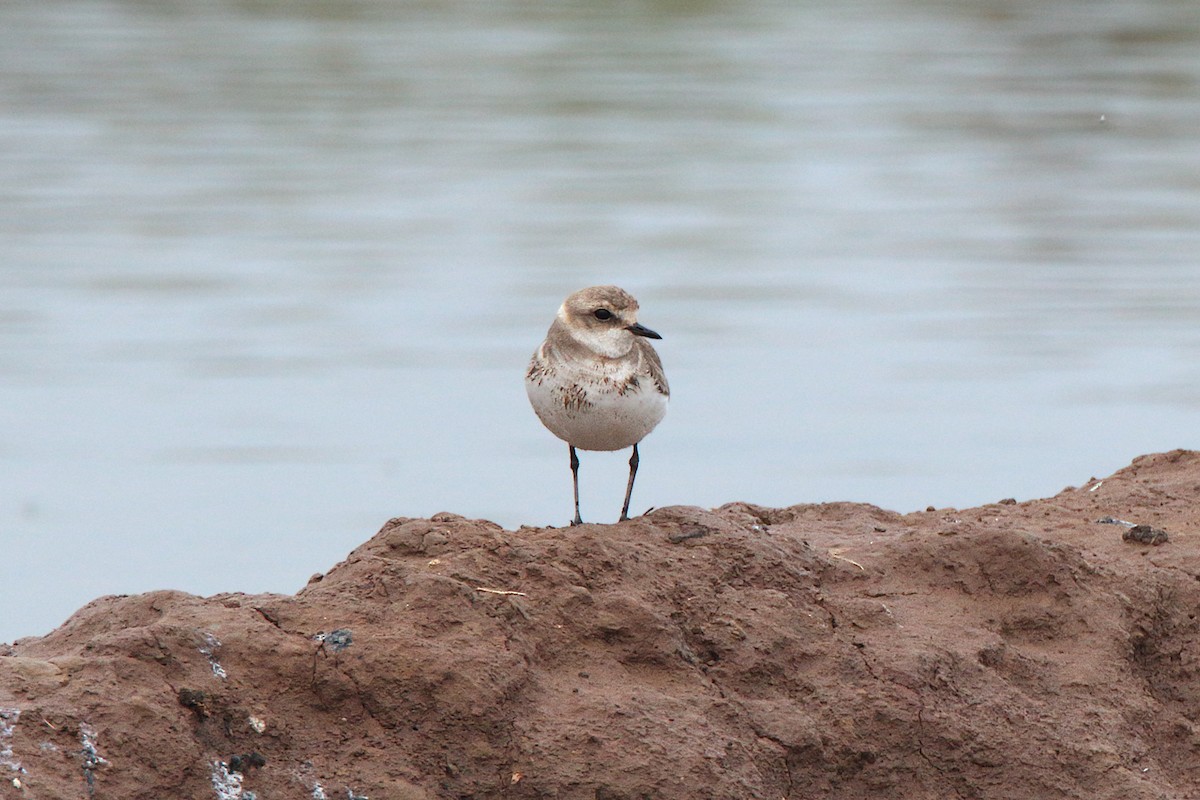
xmin=2 ymin=0 xmax=1199 ymax=642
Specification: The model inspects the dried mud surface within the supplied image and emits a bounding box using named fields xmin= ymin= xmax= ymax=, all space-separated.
xmin=4 ymin=450 xmax=1200 ymax=799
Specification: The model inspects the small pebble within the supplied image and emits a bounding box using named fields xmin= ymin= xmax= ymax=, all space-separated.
xmin=1123 ymin=525 xmax=1169 ymax=546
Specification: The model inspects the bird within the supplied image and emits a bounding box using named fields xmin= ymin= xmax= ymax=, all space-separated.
xmin=525 ymin=285 xmax=669 ymax=525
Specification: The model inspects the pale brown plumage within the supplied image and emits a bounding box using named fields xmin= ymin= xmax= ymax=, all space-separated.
xmin=525 ymin=286 xmax=669 ymax=525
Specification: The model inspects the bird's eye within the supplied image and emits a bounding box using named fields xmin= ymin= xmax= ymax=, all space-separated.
xmin=593 ymin=308 xmax=613 ymax=321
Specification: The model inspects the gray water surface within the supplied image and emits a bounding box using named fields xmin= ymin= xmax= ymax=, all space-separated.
xmin=2 ymin=0 xmax=1199 ymax=642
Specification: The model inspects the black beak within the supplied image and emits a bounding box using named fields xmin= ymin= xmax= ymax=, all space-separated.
xmin=626 ymin=322 xmax=662 ymax=340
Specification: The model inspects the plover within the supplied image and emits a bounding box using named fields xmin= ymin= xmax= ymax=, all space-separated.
xmin=526 ymin=286 xmax=669 ymax=525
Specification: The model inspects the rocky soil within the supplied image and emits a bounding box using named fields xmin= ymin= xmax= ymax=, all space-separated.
xmin=4 ymin=450 xmax=1200 ymax=799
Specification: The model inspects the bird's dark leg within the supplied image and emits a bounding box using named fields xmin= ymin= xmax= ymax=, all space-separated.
xmin=569 ymin=444 xmax=583 ymax=526
xmin=619 ymin=444 xmax=640 ymax=522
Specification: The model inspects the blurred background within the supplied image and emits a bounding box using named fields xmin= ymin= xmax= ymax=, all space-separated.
xmin=2 ymin=0 xmax=1198 ymax=642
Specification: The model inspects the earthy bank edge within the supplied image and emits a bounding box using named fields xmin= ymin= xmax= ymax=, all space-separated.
xmin=3 ymin=451 xmax=1200 ymax=799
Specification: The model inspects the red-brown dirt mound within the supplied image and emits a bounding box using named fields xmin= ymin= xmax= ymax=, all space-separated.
xmin=3 ymin=450 xmax=1200 ymax=799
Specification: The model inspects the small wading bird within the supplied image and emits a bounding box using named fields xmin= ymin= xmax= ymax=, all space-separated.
xmin=525 ymin=286 xmax=669 ymax=525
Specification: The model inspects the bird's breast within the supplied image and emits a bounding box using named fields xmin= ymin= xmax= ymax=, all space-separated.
xmin=525 ymin=367 xmax=667 ymax=452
